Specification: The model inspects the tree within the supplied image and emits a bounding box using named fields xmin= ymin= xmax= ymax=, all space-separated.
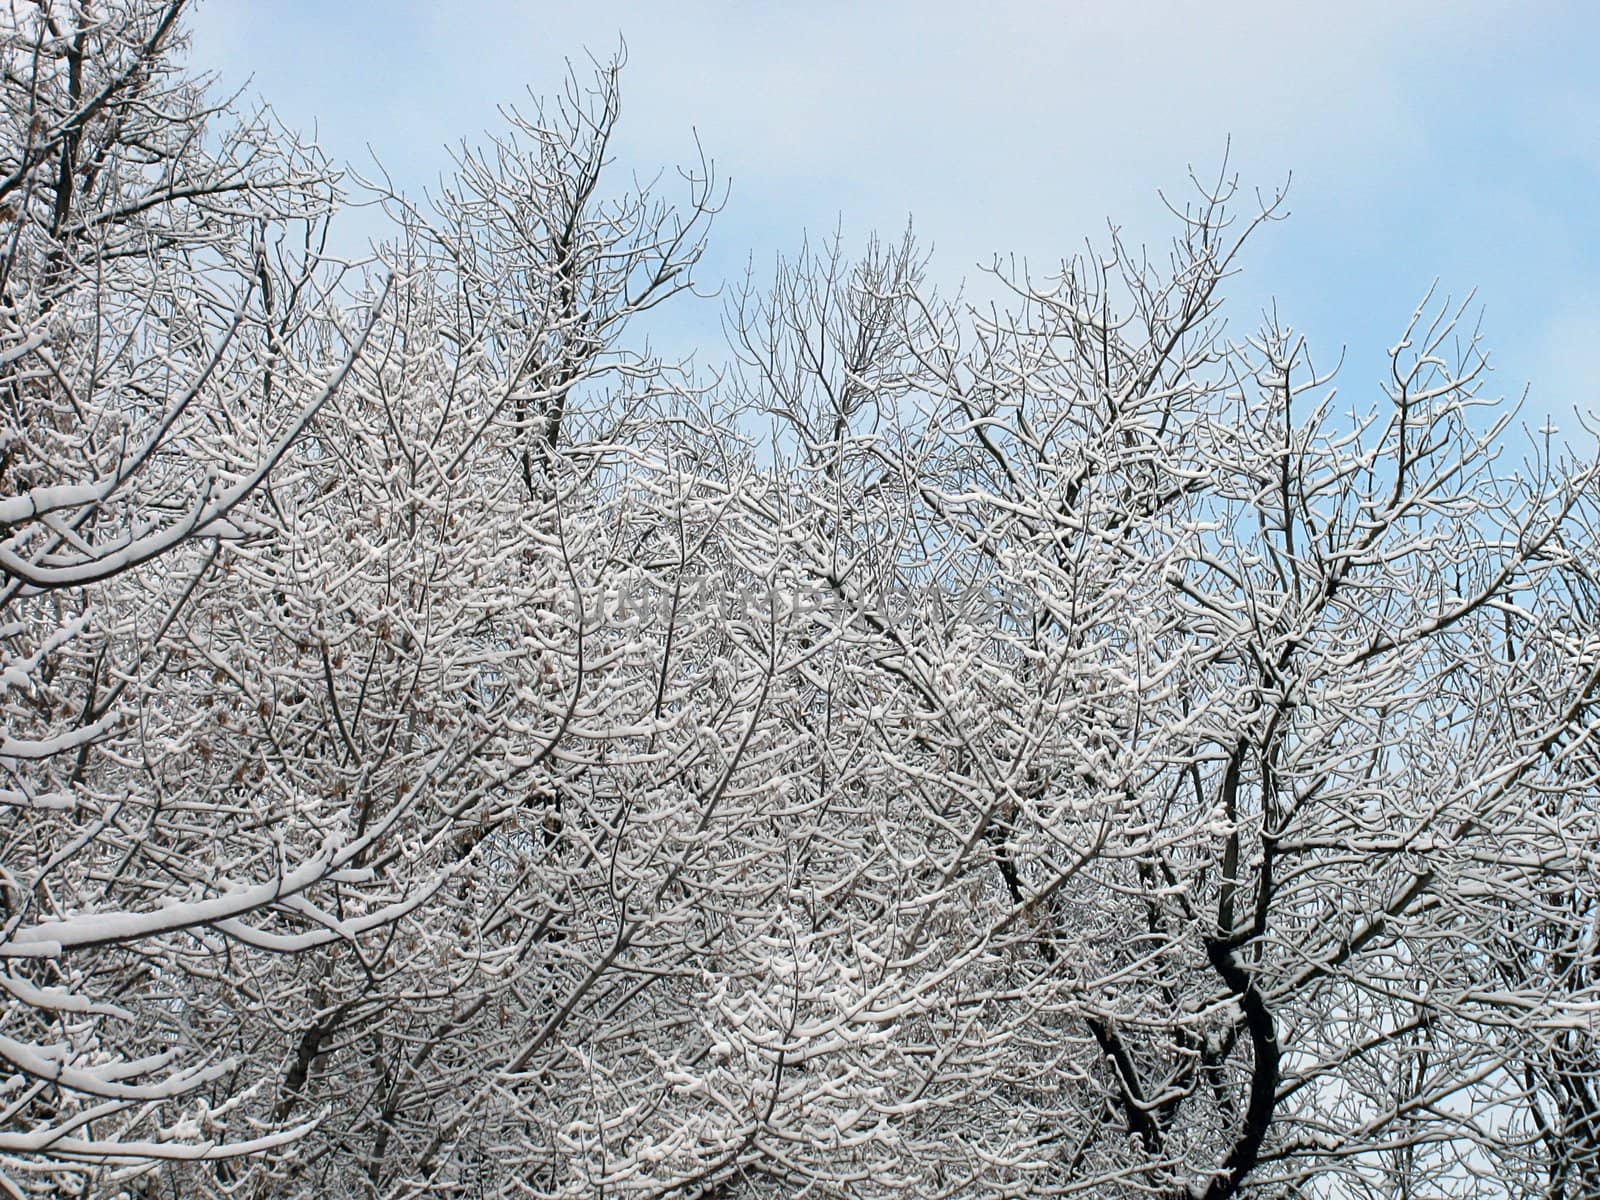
xmin=693 ymin=181 xmax=1600 ymax=1198
xmin=0 ymin=1 xmax=399 ymax=1191
xmin=166 ymin=61 xmax=727 ymax=1196
xmin=3 ymin=4 xmax=1599 ymax=1198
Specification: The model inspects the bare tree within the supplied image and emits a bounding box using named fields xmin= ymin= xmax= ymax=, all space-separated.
xmin=3 ymin=8 xmax=1599 ymax=1199
xmin=0 ymin=3 xmax=398 ymax=1192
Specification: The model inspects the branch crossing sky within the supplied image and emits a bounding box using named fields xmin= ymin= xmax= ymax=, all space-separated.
xmin=189 ymin=1 xmax=1600 ymax=427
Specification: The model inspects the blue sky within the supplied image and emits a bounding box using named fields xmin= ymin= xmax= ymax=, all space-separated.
xmin=187 ymin=1 xmax=1599 ymax=424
